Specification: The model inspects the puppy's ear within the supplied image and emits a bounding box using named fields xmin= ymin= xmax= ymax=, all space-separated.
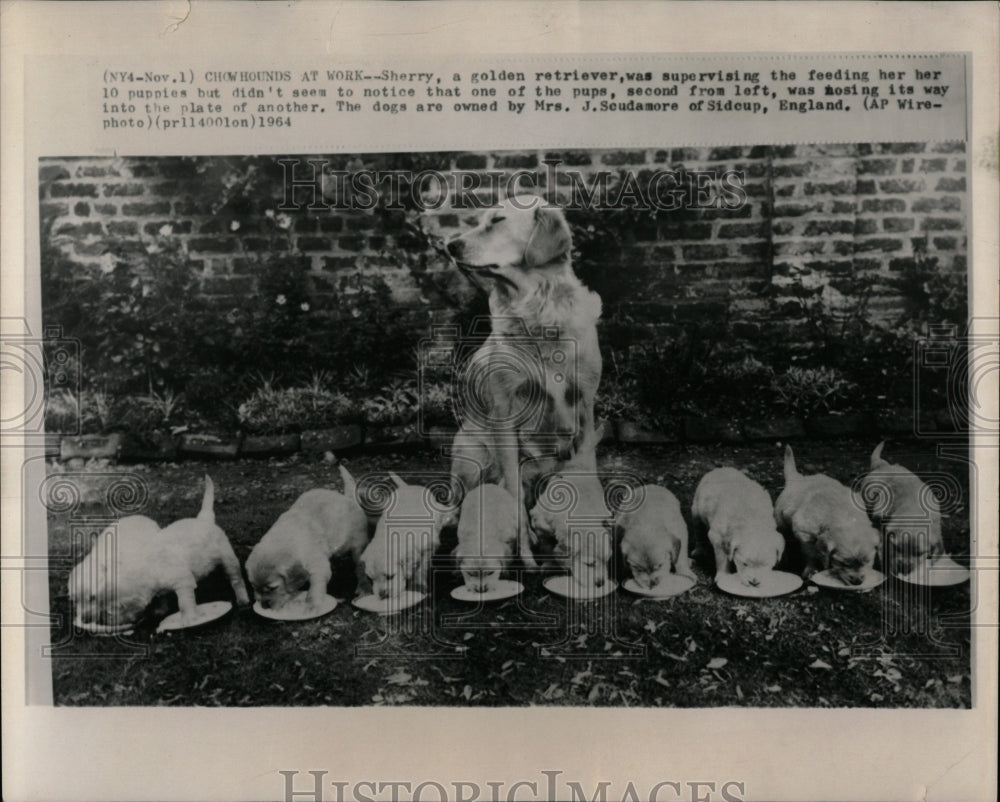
xmin=524 ymin=204 xmax=572 ymax=267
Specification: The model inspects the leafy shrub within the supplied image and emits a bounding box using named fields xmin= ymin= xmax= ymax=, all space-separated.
xmin=237 ymin=381 xmax=359 ymax=434
xmin=771 ymin=367 xmax=857 ymax=417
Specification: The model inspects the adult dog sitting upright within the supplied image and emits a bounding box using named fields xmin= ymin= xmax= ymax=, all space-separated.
xmin=445 ymin=195 xmax=603 ymax=567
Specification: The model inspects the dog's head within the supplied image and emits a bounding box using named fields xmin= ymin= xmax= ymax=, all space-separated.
xmin=884 ymin=523 xmax=940 ymax=577
xmin=246 ymin=546 xmax=309 ymax=610
xmin=446 ymin=195 xmax=572 ymax=292
xmin=621 ymin=532 xmax=678 ymax=590
xmin=69 ymin=516 xmax=159 ymax=626
xmin=455 ymin=549 xmax=508 ymax=594
xmin=731 ymin=533 xmax=784 ymax=588
xmin=363 ymin=524 xmax=433 ymax=600
xmin=825 ymin=524 xmax=881 ymax=586
xmin=567 ymin=526 xmax=614 ymax=592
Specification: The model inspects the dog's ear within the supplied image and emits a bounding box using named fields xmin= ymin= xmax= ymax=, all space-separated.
xmin=524 ymin=204 xmax=572 ymax=267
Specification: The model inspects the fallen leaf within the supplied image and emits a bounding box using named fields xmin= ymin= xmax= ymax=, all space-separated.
xmin=706 ymin=657 xmax=728 ymax=670
xmin=766 ymin=685 xmax=781 ymax=692
xmin=652 ymin=672 xmax=671 ymax=688
xmin=809 ymin=659 xmax=833 ymax=669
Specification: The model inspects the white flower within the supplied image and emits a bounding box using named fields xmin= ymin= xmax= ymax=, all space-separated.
xmin=158 ymin=224 xmax=173 ymax=237
xmin=146 ymin=242 xmax=161 ymax=254
xmin=230 ymin=220 xmax=240 ymax=232
xmin=276 ymin=214 xmax=292 ymax=230
xmin=276 ymin=294 xmax=287 ymax=305
xmin=300 ymin=302 xmax=310 ymax=312
xmin=265 ymin=209 xmax=275 ymax=219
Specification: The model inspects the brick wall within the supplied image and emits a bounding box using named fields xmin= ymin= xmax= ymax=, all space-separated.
xmin=39 ymin=144 xmax=967 ymax=349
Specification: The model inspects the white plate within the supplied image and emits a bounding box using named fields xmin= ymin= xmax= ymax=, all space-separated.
xmin=624 ymin=574 xmax=696 ymax=598
xmin=543 ymin=575 xmax=617 ymax=600
xmin=253 ymin=594 xmax=338 ymax=621
xmin=352 ymin=591 xmax=426 ymax=614
xmin=717 ymin=570 xmax=803 ymax=598
xmin=157 ymin=601 xmax=233 ymax=632
xmin=896 ymin=555 xmax=970 ymax=587
xmin=811 ymin=569 xmax=886 ymax=592
xmin=74 ymin=618 xmax=135 ymax=637
xmin=450 ymin=580 xmax=524 ymax=602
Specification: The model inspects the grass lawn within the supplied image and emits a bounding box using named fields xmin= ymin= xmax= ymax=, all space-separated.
xmin=46 ymin=438 xmax=972 ymax=707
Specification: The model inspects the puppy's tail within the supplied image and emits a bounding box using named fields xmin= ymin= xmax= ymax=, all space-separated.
xmin=388 ymin=471 xmax=408 ymax=489
xmin=870 ymin=441 xmax=889 ymax=470
xmin=782 ymin=445 xmax=800 ymax=483
xmin=338 ymin=464 xmax=358 ymax=502
xmin=198 ymin=475 xmax=216 ymax=524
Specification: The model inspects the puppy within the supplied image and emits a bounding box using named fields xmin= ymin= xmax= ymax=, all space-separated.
xmin=862 ymin=442 xmax=944 ymax=577
xmin=246 ymin=465 xmax=369 ymax=609
xmin=617 ymin=485 xmax=692 ymax=590
xmin=69 ymin=515 xmax=161 ymax=627
xmin=691 ymin=467 xmax=784 ymax=588
xmin=774 ymin=446 xmax=880 ymax=585
xmin=361 ymin=472 xmax=450 ymax=600
xmin=71 ymin=477 xmax=249 ymax=627
xmin=454 ymin=483 xmax=519 ymax=593
xmin=528 ymin=424 xmax=613 ymax=592
xmin=446 ymin=195 xmax=604 ymax=568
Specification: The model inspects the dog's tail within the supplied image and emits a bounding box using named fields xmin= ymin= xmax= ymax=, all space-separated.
xmin=870 ymin=441 xmax=889 ymax=470
xmin=339 ymin=464 xmax=358 ymax=501
xmin=388 ymin=471 xmax=408 ymax=489
xmin=198 ymin=475 xmax=216 ymax=524
xmin=782 ymin=445 xmax=800 ymax=483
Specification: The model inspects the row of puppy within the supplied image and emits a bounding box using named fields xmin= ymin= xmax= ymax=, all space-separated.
xmin=69 ymin=440 xmax=937 ymax=628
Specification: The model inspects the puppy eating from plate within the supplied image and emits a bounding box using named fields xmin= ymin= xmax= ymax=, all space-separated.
xmin=453 ymin=483 xmax=521 ymax=597
xmin=616 ymin=484 xmax=694 ymax=596
xmin=246 ymin=465 xmax=369 ymax=615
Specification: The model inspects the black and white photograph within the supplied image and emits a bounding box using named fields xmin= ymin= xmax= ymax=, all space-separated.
xmin=38 ymin=144 xmax=973 ymax=708
xmin=2 ymin=4 xmax=997 ymax=802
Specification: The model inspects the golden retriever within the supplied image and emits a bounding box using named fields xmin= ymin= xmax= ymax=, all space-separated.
xmin=691 ymin=467 xmax=784 ymax=588
xmin=245 ymin=465 xmax=369 ymax=609
xmin=361 ymin=472 xmax=450 ymax=600
xmin=617 ymin=484 xmax=692 ymax=590
xmin=528 ymin=423 xmax=613 ymax=592
xmin=861 ymin=441 xmax=944 ymax=577
xmin=70 ymin=477 xmax=249 ymax=628
xmin=445 ymin=195 xmax=603 ymax=568
xmin=454 ymin=483 xmax=519 ymax=593
xmin=775 ymin=446 xmax=880 ymax=585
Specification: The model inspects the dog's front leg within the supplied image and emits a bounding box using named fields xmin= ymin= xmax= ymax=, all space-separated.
xmin=217 ymin=542 xmax=251 ymax=607
xmin=173 ymin=581 xmax=199 ymax=623
xmin=306 ymin=562 xmax=333 ymax=607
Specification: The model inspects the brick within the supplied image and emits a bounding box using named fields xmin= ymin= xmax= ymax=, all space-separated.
xmin=40 ymin=165 xmax=71 ymax=182
xmin=919 ymin=158 xmax=947 ymax=172
xmin=772 ymin=145 xmax=798 ymax=158
xmin=600 ymin=150 xmax=647 ymax=166
xmin=804 ymin=180 xmax=854 ymax=195
xmin=322 ymin=255 xmax=358 ymax=270
xmin=774 ymin=163 xmax=810 ymax=178
xmin=855 ymin=179 xmax=877 ymax=195
xmin=900 ymin=159 xmax=915 ymax=173
xmin=804 ymin=259 xmax=853 ymax=274
xmin=670 ymin=147 xmax=703 ymax=162
xmin=337 ymin=235 xmax=366 ymax=251
xmin=681 ymin=243 xmax=730 ymax=261
xmin=544 ymin=151 xmax=591 ymax=166
xmin=707 ymin=146 xmax=744 ymax=161
xmin=930 ymin=141 xmax=965 ymax=153
xmin=804 ymin=220 xmax=854 ymax=236
xmin=318 ymin=217 xmax=344 ymax=233
xmin=855 ymin=237 xmax=904 ymax=252
xmin=774 ymin=202 xmax=823 ymax=217
xmin=879 ymin=178 xmax=926 ymax=193
xmin=150 ymin=181 xmax=180 ymax=196
xmin=772 ymin=221 xmax=795 ymax=236
xmin=73 ymin=202 xmax=90 ymax=217
xmin=94 ymin=203 xmax=117 ymax=215
xmin=188 ymin=237 xmax=237 ymax=253
xmin=911 ymin=196 xmax=961 ymax=213
xmin=661 ymin=221 xmax=712 ymax=240
xmin=858 ymin=158 xmax=896 ymax=174
xmin=882 ymin=217 xmax=915 ymax=232
xmin=121 ymin=201 xmax=171 ymax=216
xmin=738 ymin=241 xmax=769 ymax=258
xmin=935 ymin=177 xmax=965 ymax=192
xmin=493 ymin=152 xmax=538 ymax=169
xmin=49 ymin=182 xmax=99 ymax=198
xmin=142 ymin=220 xmax=192 ymax=235
xmin=55 ymin=221 xmax=103 ymax=237
xmin=932 ymin=236 xmax=958 ymax=250
xmin=832 ymin=241 xmax=854 ymax=256
xmin=922 ymin=217 xmax=962 ymax=231
xmin=40 ymin=201 xmax=69 ymax=218
xmin=716 ymin=222 xmax=766 ymax=239
xmin=774 ymin=240 xmax=826 ymax=256
xmin=861 ymin=198 xmax=906 ymax=213
xmin=831 ymin=200 xmax=856 ymax=214
xmin=103 ymin=182 xmax=146 ymax=197
xmin=952 ymin=159 xmax=966 ymax=171
xmin=879 ymin=143 xmax=927 ymax=154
